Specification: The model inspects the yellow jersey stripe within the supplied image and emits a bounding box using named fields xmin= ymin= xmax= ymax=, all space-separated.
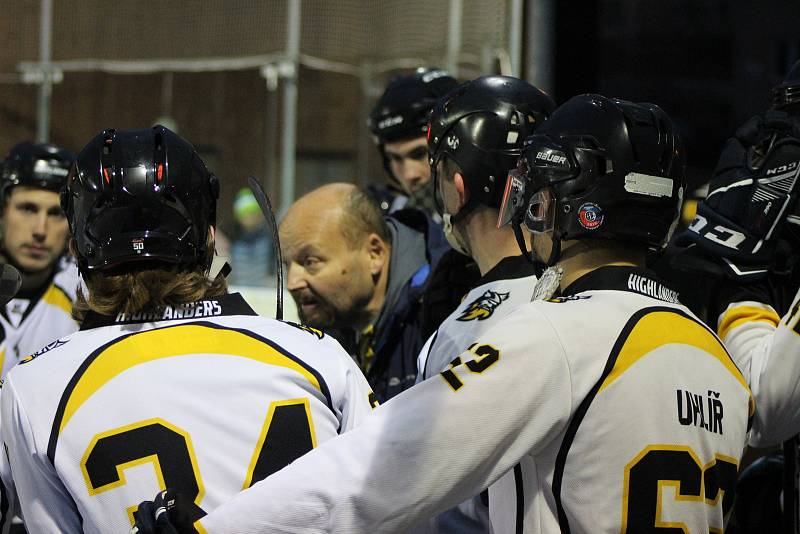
xmin=43 ymin=284 xmax=74 ymax=317
xmin=598 ymin=311 xmax=753 ymax=416
xmin=57 ymin=324 xmax=322 ymax=438
xmin=717 ymin=305 xmax=780 ymax=341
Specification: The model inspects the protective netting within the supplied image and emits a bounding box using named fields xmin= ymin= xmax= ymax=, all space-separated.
xmin=3 ymin=0 xmax=510 ymax=76
xmin=0 ymin=0 xmax=41 ymax=74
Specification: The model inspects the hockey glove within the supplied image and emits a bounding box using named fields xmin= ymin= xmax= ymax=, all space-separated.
xmin=131 ymin=489 xmax=204 ymax=534
xmin=676 ymin=110 xmax=800 ymax=281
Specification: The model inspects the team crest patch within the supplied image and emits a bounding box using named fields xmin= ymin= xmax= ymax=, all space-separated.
xmin=578 ymin=202 xmax=604 ymax=230
xmin=457 ymin=290 xmax=510 ymax=321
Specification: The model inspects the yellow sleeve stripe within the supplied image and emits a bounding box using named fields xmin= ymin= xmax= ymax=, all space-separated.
xmin=598 ymin=311 xmax=754 ymax=417
xmin=717 ymin=305 xmax=780 ymax=341
xmin=43 ymin=284 xmax=74 ymax=317
xmin=57 ymin=324 xmax=322 ymax=437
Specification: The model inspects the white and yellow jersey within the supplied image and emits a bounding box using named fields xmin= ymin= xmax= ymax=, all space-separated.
xmin=717 ymin=286 xmax=800 ymax=447
xmin=0 ymin=256 xmax=79 ymax=377
xmin=0 ymin=293 xmax=374 ymax=534
xmin=198 ymin=267 xmax=753 ymax=534
xmin=415 ymin=255 xmax=535 ymax=534
xmin=417 ymin=255 xmax=536 ymax=381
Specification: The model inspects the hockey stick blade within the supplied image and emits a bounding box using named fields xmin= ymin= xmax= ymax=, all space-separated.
xmin=247 ymin=176 xmax=284 ymax=321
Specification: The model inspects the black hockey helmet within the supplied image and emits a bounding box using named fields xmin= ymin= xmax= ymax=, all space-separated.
xmin=498 ymin=94 xmax=685 ymax=264
xmin=369 ymin=67 xmax=459 ymax=145
xmin=428 ymin=75 xmax=555 ymax=222
xmin=62 ymin=125 xmax=219 ymax=274
xmin=0 ymin=141 xmax=74 ymax=207
xmin=773 ymin=60 xmax=800 ymax=113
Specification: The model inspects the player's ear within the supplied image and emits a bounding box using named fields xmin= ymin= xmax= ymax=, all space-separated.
xmin=366 ymin=233 xmax=388 ymax=276
xmin=454 ymin=172 xmax=469 ymax=210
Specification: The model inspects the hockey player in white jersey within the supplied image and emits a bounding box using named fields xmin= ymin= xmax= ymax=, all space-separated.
xmin=134 ymin=95 xmax=754 ymax=534
xmin=0 ymin=126 xmax=374 ymax=534
xmin=676 ymin=59 xmax=800 ymax=448
xmin=419 ymin=75 xmax=554 ymax=382
xmin=0 ymin=142 xmax=79 ymax=377
xmin=678 ymin=112 xmax=800 ymax=446
xmin=673 ymin=62 xmax=800 ymax=527
xmin=418 ymin=75 xmax=553 ymax=533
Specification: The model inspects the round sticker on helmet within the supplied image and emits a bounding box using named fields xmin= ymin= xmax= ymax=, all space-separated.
xmin=578 ymin=203 xmax=604 ymax=230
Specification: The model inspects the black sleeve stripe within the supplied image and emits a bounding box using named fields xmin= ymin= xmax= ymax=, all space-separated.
xmin=422 ymin=330 xmax=439 ymax=380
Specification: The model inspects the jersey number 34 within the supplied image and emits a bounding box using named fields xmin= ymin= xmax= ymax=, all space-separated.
xmin=80 ymin=398 xmax=315 ymax=524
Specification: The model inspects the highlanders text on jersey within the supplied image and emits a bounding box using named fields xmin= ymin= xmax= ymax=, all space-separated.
xmin=0 ymin=293 xmax=374 ymax=534
xmin=417 ymin=255 xmax=536 ymax=381
xmin=197 ymin=266 xmax=753 ymax=534
xmin=0 ymin=257 xmax=79 ymax=377
xmin=717 ymin=286 xmax=800 ymax=447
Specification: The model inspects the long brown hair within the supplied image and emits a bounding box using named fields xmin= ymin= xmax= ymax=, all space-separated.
xmin=73 ymin=243 xmax=227 ymax=321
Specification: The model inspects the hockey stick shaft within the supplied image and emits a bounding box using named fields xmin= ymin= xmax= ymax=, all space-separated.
xmin=247 ymin=176 xmax=284 ymax=321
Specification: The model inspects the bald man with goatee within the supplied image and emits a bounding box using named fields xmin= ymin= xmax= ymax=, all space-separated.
xmin=280 ymin=183 xmax=451 ymax=401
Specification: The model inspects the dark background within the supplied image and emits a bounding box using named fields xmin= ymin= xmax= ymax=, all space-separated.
xmin=546 ymin=0 xmax=799 ymax=190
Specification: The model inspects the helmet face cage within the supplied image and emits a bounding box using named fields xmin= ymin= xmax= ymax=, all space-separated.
xmin=63 ymin=126 xmax=219 ymax=274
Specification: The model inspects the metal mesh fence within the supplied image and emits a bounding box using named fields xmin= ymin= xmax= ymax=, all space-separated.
xmin=0 ymin=0 xmax=40 ymax=76
xmin=54 ymin=2 xmax=285 ymax=64
xmin=0 ymin=0 xmax=515 ymax=228
xmin=3 ymin=0 xmax=510 ymax=75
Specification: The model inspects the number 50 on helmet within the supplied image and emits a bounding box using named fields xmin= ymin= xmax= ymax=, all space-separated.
xmin=498 ymin=94 xmax=686 ymax=264
xmin=61 ymin=125 xmax=219 ymax=274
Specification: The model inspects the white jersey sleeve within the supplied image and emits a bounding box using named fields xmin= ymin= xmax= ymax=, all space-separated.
xmin=0 ymin=411 xmax=19 ymax=534
xmin=1 ymin=377 xmax=81 ymax=533
xmin=199 ymin=309 xmax=572 ymax=534
xmin=316 ymin=330 xmax=378 ymax=430
xmin=718 ymin=289 xmax=800 ymax=446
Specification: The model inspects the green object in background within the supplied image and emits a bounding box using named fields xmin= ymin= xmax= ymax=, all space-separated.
xmin=234 ymin=188 xmax=261 ymax=221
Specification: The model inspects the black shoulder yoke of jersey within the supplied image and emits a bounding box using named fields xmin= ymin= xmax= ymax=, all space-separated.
xmin=561 ymin=265 xmax=681 ymax=305
xmin=479 ymin=255 xmax=537 ymax=286
xmin=80 ymin=292 xmax=258 ymax=330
